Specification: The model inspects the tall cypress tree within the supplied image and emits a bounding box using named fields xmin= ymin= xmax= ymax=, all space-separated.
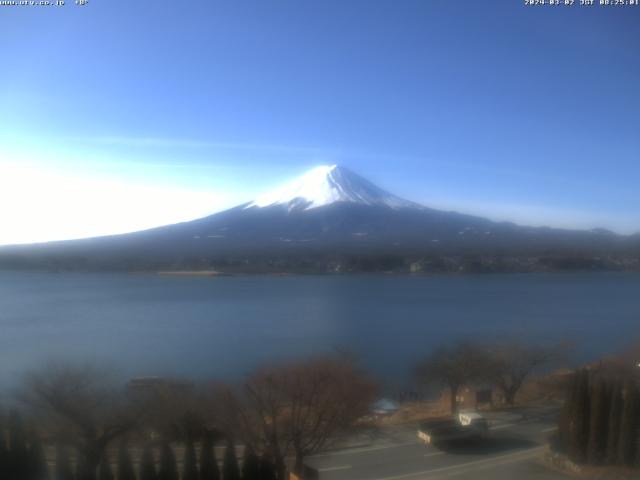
xmin=97 ymin=454 xmax=114 ymax=480
xmin=75 ymin=451 xmax=88 ymax=480
xmin=8 ymin=410 xmax=30 ymax=480
xmin=241 ymin=445 xmax=260 ymax=480
xmin=182 ymin=438 xmax=198 ymax=480
xmin=568 ymin=369 xmax=590 ymax=464
xmin=117 ymin=442 xmax=136 ymax=480
xmin=77 ymin=448 xmax=102 ymax=480
xmin=0 ymin=423 xmax=9 ymax=480
xmin=222 ymin=440 xmax=240 ymax=480
xmin=54 ymin=445 xmax=74 ymax=480
xmin=558 ymin=371 xmax=578 ymax=454
xmin=606 ymin=381 xmax=623 ymax=465
xmin=636 ymin=425 xmax=640 ymax=468
xmin=258 ymin=455 xmax=276 ymax=480
xmin=617 ymin=380 xmax=639 ymax=466
xmin=28 ymin=433 xmax=50 ymax=480
xmin=139 ymin=445 xmax=157 ymax=480
xmin=199 ymin=434 xmax=219 ymax=480
xmin=157 ymin=443 xmax=178 ymax=480
xmin=586 ymin=376 xmax=609 ymax=465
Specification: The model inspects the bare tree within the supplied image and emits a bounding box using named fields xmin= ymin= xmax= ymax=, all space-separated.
xmin=132 ymin=378 xmax=212 ymax=441
xmin=416 ymin=342 xmax=488 ymax=413
xmin=221 ymin=356 xmax=376 ymax=478
xmin=485 ymin=341 xmax=569 ymax=405
xmin=19 ymin=364 xmax=141 ymax=480
xmin=602 ymin=341 xmax=640 ymax=380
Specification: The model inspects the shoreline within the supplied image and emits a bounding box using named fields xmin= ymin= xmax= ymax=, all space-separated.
xmin=156 ymin=270 xmax=232 ymax=277
xmin=1 ymin=268 xmax=639 ymax=278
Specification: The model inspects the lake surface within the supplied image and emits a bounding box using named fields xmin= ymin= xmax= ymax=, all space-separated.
xmin=0 ymin=271 xmax=638 ymax=387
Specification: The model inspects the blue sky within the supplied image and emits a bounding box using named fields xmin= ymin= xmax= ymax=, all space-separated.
xmin=1 ymin=0 xmax=639 ymax=244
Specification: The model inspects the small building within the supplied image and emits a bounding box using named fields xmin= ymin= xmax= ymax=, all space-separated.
xmin=439 ymin=386 xmax=497 ymax=411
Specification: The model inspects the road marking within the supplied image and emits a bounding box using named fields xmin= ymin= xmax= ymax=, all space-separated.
xmin=541 ymin=426 xmax=557 ymax=433
xmin=310 ymin=442 xmax=418 ymax=458
xmin=423 ymin=451 xmax=445 ymax=458
xmin=444 ymin=447 xmax=546 ymax=478
xmin=490 ymin=414 xmax=558 ymax=431
xmin=489 ymin=422 xmax=516 ymax=430
xmin=317 ymin=465 xmax=352 ymax=472
xmin=373 ymin=447 xmax=545 ymax=480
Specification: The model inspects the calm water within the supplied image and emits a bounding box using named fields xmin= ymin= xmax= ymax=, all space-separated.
xmin=0 ymin=271 xmax=638 ymax=386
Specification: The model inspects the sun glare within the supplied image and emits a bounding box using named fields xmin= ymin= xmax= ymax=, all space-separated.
xmin=0 ymin=163 xmax=225 ymax=245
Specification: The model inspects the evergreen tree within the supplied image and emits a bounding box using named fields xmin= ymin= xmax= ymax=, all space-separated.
xmin=558 ymin=371 xmax=578 ymax=454
xmin=75 ymin=452 xmax=88 ymax=480
xmin=241 ymin=446 xmax=260 ymax=480
xmin=636 ymin=427 xmax=640 ymax=467
xmin=606 ymin=381 xmax=623 ymax=465
xmin=258 ymin=455 xmax=276 ymax=480
xmin=0 ymin=423 xmax=9 ymax=480
xmin=617 ymin=380 xmax=639 ymax=466
xmin=8 ymin=410 xmax=30 ymax=480
xmin=157 ymin=443 xmax=178 ymax=480
xmin=54 ymin=445 xmax=74 ymax=480
xmin=586 ymin=376 xmax=609 ymax=465
xmin=76 ymin=450 xmax=97 ymax=480
xmin=117 ymin=442 xmax=136 ymax=480
xmin=97 ymin=455 xmax=114 ymax=480
xmin=28 ymin=433 xmax=50 ymax=480
xmin=182 ymin=438 xmax=198 ymax=480
xmin=139 ymin=445 xmax=157 ymax=480
xmin=568 ymin=370 xmax=590 ymax=464
xmin=222 ymin=440 xmax=240 ymax=480
xmin=199 ymin=435 xmax=219 ymax=480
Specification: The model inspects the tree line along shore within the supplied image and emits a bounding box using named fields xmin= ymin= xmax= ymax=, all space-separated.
xmin=2 ymin=251 xmax=640 ymax=275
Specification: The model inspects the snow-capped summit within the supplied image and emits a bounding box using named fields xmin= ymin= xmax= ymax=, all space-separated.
xmin=245 ymin=165 xmax=421 ymax=211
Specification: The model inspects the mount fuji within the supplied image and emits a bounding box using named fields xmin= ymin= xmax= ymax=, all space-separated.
xmin=244 ymin=165 xmax=421 ymax=211
xmin=0 ymin=165 xmax=635 ymax=273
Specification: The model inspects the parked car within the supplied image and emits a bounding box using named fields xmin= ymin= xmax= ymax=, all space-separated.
xmin=417 ymin=411 xmax=489 ymax=446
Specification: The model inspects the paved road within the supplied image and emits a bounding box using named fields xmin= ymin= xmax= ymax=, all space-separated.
xmin=306 ymin=406 xmax=569 ymax=480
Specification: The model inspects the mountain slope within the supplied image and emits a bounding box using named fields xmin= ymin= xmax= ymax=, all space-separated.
xmin=0 ymin=165 xmax=637 ymax=273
